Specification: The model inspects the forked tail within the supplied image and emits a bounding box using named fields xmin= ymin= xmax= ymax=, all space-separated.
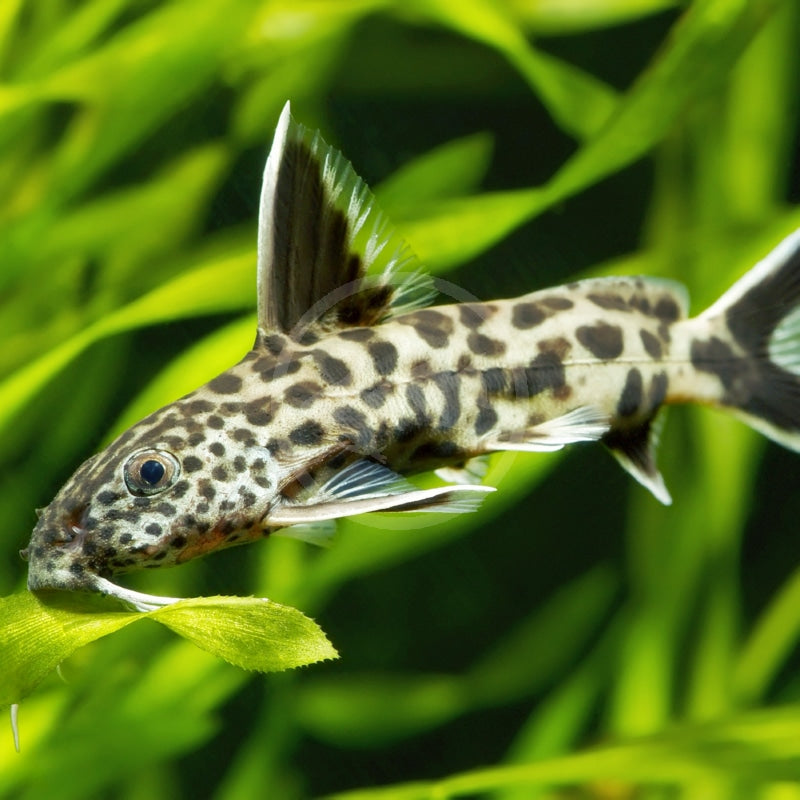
xmin=691 ymin=228 xmax=800 ymax=450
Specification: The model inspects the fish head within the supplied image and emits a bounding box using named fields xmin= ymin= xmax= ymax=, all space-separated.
xmin=22 ymin=392 xmax=282 ymax=599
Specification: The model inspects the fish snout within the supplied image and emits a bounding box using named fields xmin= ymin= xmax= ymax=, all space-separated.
xmin=24 ymin=504 xmax=95 ymax=592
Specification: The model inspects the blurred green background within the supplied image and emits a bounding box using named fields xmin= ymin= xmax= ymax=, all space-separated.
xmin=2 ymin=0 xmax=800 ymax=797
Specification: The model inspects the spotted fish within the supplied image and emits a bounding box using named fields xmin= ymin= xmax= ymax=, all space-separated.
xmin=22 ymin=103 xmax=800 ymax=611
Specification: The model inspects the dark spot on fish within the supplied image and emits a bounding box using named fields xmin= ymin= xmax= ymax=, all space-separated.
xmin=576 ymin=322 xmax=624 ymax=359
xmin=399 ymin=309 xmax=453 ymax=349
xmin=333 ymin=406 xmax=371 ymax=446
xmin=233 ymin=456 xmax=247 ymax=473
xmin=512 ymin=302 xmax=546 ymax=329
xmin=119 ymin=533 xmax=133 ymax=545
xmin=411 ymin=359 xmax=432 ymax=380
xmin=145 ymin=523 xmax=162 ymax=537
xmin=338 ymin=328 xmax=375 ymax=342
xmin=238 ymin=487 xmax=257 ymax=508
xmin=155 ymin=502 xmax=177 ymax=517
xmin=405 ymin=384 xmax=429 ymax=425
xmin=265 ymin=438 xmax=285 ymax=455
xmin=209 ymin=442 xmax=226 ymax=456
xmin=368 ymin=341 xmax=399 ymax=376
xmin=254 ymin=475 xmax=271 ymax=489
xmin=209 ymin=373 xmax=242 ymax=394
xmin=459 ymin=304 xmax=488 ymax=329
xmin=312 ymin=351 xmax=352 ymax=386
xmin=186 ymin=399 xmax=213 ymax=414
xmin=188 ymin=432 xmax=205 ymax=447
xmin=198 ymin=480 xmax=216 ymax=501
xmin=689 ymin=336 xmax=760 ymax=409
xmin=538 ymin=336 xmax=571 ymax=360
xmin=171 ymin=480 xmax=190 ymax=499
xmin=171 ymin=535 xmax=187 ymax=549
xmin=640 ymin=329 xmax=663 ymax=359
xmin=253 ymin=355 xmax=276 ymax=373
xmin=96 ymin=491 xmax=120 ymax=505
xmin=207 ymin=415 xmax=224 ymax=430
xmin=283 ymin=359 xmax=302 ymax=375
xmin=220 ymin=519 xmax=237 ymax=535
xmin=481 ymin=367 xmax=507 ymax=395
xmin=212 ymin=465 xmax=231 ymax=481
xmin=432 ymin=372 xmax=461 ymax=430
xmin=232 ymin=428 xmax=256 ymax=445
xmin=162 ymin=435 xmax=184 ymax=450
xmin=289 ymin=420 xmax=325 ymax=446
xmin=467 ymin=332 xmax=506 ymax=357
xmin=540 ymin=296 xmax=574 ymax=310
xmin=245 ymin=398 xmax=275 ymax=427
xmin=360 ymin=381 xmax=392 ymax=409
xmin=183 ymin=455 xmax=203 ymax=472
xmin=511 ymin=352 xmax=566 ymax=399
xmin=617 ymin=368 xmax=643 ymax=417
xmin=297 ymin=330 xmax=319 ymax=345
xmin=649 ymin=371 xmax=669 ymax=409
xmin=262 ymin=333 xmax=286 ymax=355
xmin=284 ymin=381 xmax=322 ymax=409
xmin=457 ymin=354 xmax=474 ymax=372
xmin=654 ymin=296 xmax=681 ymax=321
xmin=657 ymin=321 xmax=672 ymax=343
xmin=588 ymin=292 xmax=629 ymax=311
xmin=475 ymin=404 xmax=498 ymax=435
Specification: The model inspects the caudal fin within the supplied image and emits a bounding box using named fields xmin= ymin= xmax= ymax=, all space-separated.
xmin=693 ymin=228 xmax=800 ymax=451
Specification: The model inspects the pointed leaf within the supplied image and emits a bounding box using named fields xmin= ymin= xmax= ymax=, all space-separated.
xmin=0 ymin=590 xmax=336 ymax=708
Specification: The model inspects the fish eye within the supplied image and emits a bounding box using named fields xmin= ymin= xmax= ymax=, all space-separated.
xmin=123 ymin=449 xmax=181 ymax=497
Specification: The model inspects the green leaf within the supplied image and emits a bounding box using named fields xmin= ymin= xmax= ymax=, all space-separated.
xmin=150 ymin=596 xmax=337 ymax=673
xmin=376 ymin=131 xmax=494 ymax=210
xmin=0 ymin=591 xmax=336 ymax=708
xmin=324 ymin=705 xmax=800 ymax=798
xmin=508 ymin=0 xmax=681 ymax=35
xmin=0 ymin=592 xmax=138 ymax=707
xmin=414 ymin=0 xmax=619 ymax=139
xmin=0 ymin=251 xmax=253 ymax=436
xmin=401 ymin=0 xmax=785 ymax=271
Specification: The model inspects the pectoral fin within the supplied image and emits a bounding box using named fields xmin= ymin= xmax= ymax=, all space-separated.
xmin=267 ymin=458 xmax=494 ymax=527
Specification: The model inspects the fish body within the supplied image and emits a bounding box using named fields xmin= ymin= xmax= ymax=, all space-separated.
xmin=23 ymin=103 xmax=800 ymax=610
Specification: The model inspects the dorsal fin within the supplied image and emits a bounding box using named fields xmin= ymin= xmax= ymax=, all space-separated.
xmin=256 ymin=102 xmax=434 ymax=339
